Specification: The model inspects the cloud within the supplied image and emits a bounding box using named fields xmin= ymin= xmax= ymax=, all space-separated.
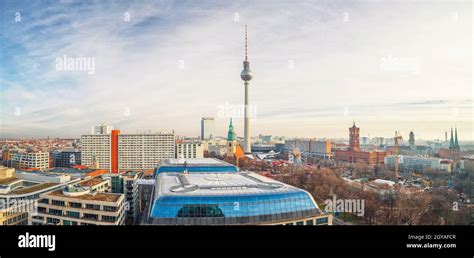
xmin=0 ymin=0 xmax=472 ymax=140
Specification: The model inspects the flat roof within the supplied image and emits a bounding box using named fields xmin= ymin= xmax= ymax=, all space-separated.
xmin=47 ymin=190 xmax=121 ymax=203
xmin=16 ymin=170 xmax=69 ymax=178
xmin=155 ymin=171 xmax=304 ymax=197
xmin=9 ymin=182 xmax=59 ymax=195
xmin=0 ymin=177 xmax=22 ymax=185
xmin=47 ymin=167 xmax=102 ymax=174
xmin=163 ymin=158 xmax=230 ymax=166
xmin=78 ymin=177 xmax=107 ymax=187
xmin=156 ymin=158 xmax=238 ymax=174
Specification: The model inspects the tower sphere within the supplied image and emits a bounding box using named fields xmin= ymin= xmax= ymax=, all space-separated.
xmin=241 ymin=66 xmax=253 ymax=81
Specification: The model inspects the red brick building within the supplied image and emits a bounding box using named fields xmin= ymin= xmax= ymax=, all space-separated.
xmin=335 ymin=122 xmax=388 ymax=165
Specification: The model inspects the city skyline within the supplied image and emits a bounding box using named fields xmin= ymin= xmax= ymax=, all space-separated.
xmin=1 ymin=1 xmax=472 ymax=140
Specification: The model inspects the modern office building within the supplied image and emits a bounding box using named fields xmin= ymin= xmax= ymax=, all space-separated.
xmin=176 ymin=141 xmax=204 ymax=159
xmin=51 ymin=149 xmax=81 ymax=167
xmin=147 ymin=158 xmax=332 ymax=225
xmin=34 ymin=177 xmax=125 ymax=225
xmin=0 ymin=205 xmax=28 ymax=225
xmin=11 ymin=152 xmax=50 ymax=170
xmin=200 ymin=117 xmax=215 ymax=140
xmin=0 ymin=167 xmax=77 ymax=225
xmin=81 ymin=130 xmax=175 ymax=172
xmin=106 ymin=172 xmax=141 ymax=225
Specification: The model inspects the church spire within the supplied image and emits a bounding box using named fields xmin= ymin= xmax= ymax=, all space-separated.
xmin=227 ymin=118 xmax=236 ymax=141
xmin=449 ymin=127 xmax=454 ymax=148
xmin=455 ymin=127 xmax=459 ymax=148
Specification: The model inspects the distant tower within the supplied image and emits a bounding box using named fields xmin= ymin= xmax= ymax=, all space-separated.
xmin=449 ymin=126 xmax=461 ymax=160
xmin=408 ymin=131 xmax=415 ymax=149
xmin=454 ymin=127 xmax=459 ymax=148
xmin=349 ymin=122 xmax=360 ymax=151
xmin=445 ymin=131 xmax=448 ymax=142
xmin=226 ymin=119 xmax=237 ymax=157
xmin=449 ymin=127 xmax=455 ymax=148
xmin=240 ymin=25 xmax=253 ymax=154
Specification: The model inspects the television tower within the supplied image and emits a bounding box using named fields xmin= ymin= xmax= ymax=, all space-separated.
xmin=240 ymin=25 xmax=253 ymax=154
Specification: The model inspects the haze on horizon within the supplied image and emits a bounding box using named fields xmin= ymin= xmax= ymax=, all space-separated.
xmin=0 ymin=0 xmax=472 ymax=141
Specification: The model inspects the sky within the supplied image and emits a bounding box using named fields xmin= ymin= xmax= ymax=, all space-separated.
xmin=0 ymin=0 xmax=473 ymax=141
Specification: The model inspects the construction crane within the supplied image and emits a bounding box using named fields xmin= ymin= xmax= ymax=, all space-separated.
xmin=393 ymin=131 xmax=403 ymax=183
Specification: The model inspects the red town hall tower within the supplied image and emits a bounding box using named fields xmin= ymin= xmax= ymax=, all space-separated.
xmin=349 ymin=122 xmax=360 ymax=151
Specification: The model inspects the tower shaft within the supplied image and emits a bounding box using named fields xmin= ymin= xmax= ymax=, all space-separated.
xmin=244 ymin=81 xmax=250 ymax=153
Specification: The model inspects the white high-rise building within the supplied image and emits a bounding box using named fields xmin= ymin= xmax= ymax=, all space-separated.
xmin=81 ymin=132 xmax=175 ymax=171
xmin=118 ymin=133 xmax=175 ymax=170
xmin=81 ymin=134 xmax=111 ymax=169
xmin=91 ymin=123 xmax=113 ymax=135
xmin=200 ymin=117 xmax=215 ymax=140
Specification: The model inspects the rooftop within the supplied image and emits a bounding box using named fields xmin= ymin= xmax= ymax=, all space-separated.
xmin=47 ymin=167 xmax=104 ymax=174
xmin=164 ymin=158 xmax=229 ymax=166
xmin=0 ymin=177 xmax=22 ymax=185
xmin=78 ymin=177 xmax=107 ymax=187
xmin=47 ymin=190 xmax=121 ymax=202
xmin=155 ymin=171 xmax=305 ymax=197
xmin=9 ymin=182 xmax=59 ymax=195
xmin=156 ymin=158 xmax=238 ymax=174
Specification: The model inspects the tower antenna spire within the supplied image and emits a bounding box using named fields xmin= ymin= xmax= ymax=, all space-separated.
xmin=245 ymin=25 xmax=248 ymax=61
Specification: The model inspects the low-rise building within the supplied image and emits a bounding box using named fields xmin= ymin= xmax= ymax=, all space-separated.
xmin=285 ymin=139 xmax=333 ymax=159
xmin=0 ymin=166 xmax=15 ymax=180
xmin=105 ymin=172 xmax=141 ymax=225
xmin=34 ymin=177 xmax=125 ymax=225
xmin=147 ymin=158 xmax=332 ymax=225
xmin=384 ymin=155 xmax=452 ymax=173
xmin=11 ymin=152 xmax=50 ymax=170
xmin=51 ymin=149 xmax=81 ymax=167
xmin=0 ymin=205 xmax=28 ymax=225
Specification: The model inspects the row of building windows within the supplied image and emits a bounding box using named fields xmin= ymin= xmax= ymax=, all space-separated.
xmin=1 ymin=212 xmax=28 ymax=225
xmin=39 ymin=200 xmax=119 ymax=212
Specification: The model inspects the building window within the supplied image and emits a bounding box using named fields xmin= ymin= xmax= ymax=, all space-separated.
xmin=49 ymin=209 xmax=62 ymax=216
xmin=66 ymin=211 xmax=80 ymax=218
xmin=102 ymin=215 xmax=116 ymax=223
xmin=306 ymin=219 xmax=314 ymax=225
xmin=69 ymin=202 xmax=82 ymax=208
xmin=85 ymin=204 xmax=101 ymax=210
xmin=83 ymin=213 xmax=99 ymax=221
xmin=103 ymin=206 xmax=117 ymax=212
xmin=52 ymin=200 xmax=65 ymax=206
xmin=316 ymin=217 xmax=328 ymax=224
xmin=47 ymin=218 xmax=60 ymax=225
